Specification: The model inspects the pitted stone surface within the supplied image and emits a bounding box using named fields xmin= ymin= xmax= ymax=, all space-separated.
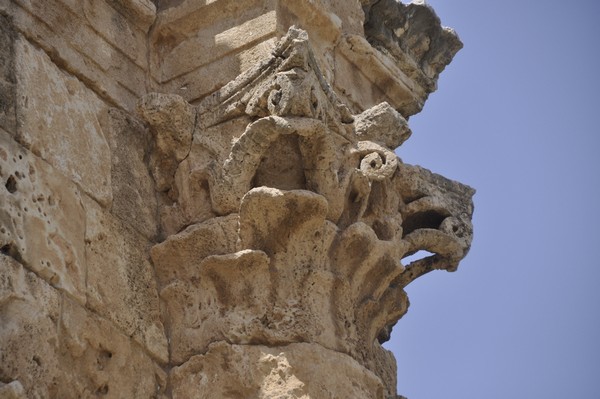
xmin=13 ymin=37 xmax=112 ymax=206
xmin=143 ymin=27 xmax=474 ymax=397
xmin=1 ymin=2 xmax=472 ymax=398
xmin=0 ymin=256 xmax=61 ymax=398
xmin=0 ymin=255 xmax=167 ymax=398
xmin=170 ymin=341 xmax=386 ymax=399
xmin=84 ymin=194 xmax=168 ymax=363
xmin=0 ymin=129 xmax=87 ymax=303
xmin=102 ymin=108 xmax=159 ymax=240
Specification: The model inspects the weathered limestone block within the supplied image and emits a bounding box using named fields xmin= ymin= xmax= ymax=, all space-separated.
xmin=279 ymin=0 xmax=365 ymax=39
xmin=158 ymin=10 xmax=277 ymax=83
xmin=334 ymin=33 xmax=424 ymax=115
xmin=103 ymin=108 xmax=158 ymax=240
xmin=107 ymin=0 xmax=157 ymax=31
xmin=146 ymin=27 xmax=474 ymax=397
xmin=57 ymin=297 xmax=167 ymax=398
xmin=0 ymin=256 xmax=167 ymax=397
xmin=1 ymin=0 xmax=156 ymax=109
xmin=0 ymin=13 xmax=16 ymax=136
xmin=79 ymin=0 xmax=149 ymax=69
xmin=150 ymin=0 xmax=278 ymax=101
xmin=0 ymin=255 xmax=61 ymax=398
xmin=0 ymin=130 xmax=86 ymax=303
xmin=83 ymin=195 xmax=168 ymax=363
xmin=13 ymin=36 xmax=112 ymax=206
xmin=170 ymin=341 xmax=386 ymax=399
xmin=354 ymin=102 xmax=411 ymax=149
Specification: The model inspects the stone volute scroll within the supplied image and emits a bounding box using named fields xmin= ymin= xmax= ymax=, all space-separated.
xmin=138 ymin=27 xmax=474 ymax=398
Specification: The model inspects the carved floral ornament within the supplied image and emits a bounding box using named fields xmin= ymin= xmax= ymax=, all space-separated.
xmin=138 ymin=27 xmax=474 ymax=378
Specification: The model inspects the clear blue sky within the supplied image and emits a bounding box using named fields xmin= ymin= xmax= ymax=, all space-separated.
xmin=385 ymin=1 xmax=600 ymax=398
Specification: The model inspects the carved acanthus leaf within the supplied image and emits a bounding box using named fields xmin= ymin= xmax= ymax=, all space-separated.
xmin=141 ymin=27 xmax=474 ymax=388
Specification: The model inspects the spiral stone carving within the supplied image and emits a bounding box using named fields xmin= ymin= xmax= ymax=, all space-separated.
xmin=138 ymin=27 xmax=474 ymax=398
xmin=357 ymin=141 xmax=398 ymax=181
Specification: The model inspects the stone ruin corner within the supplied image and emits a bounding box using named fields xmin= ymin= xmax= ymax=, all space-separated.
xmin=0 ymin=1 xmax=474 ymax=398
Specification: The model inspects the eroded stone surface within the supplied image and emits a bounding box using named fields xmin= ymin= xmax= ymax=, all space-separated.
xmin=0 ymin=255 xmax=61 ymax=398
xmin=57 ymin=296 xmax=167 ymax=398
xmin=363 ymin=0 xmax=463 ymax=91
xmin=14 ymin=37 xmax=112 ymax=206
xmin=84 ymin=195 xmax=168 ymax=363
xmin=137 ymin=93 xmax=195 ymax=193
xmin=2 ymin=1 xmax=471 ymax=397
xmin=170 ymin=341 xmax=386 ymax=399
xmin=0 ymin=255 xmax=167 ymax=398
xmin=144 ymin=27 xmax=474 ymax=397
xmin=0 ymin=129 xmax=86 ymax=303
xmin=0 ymin=13 xmax=16 ymax=136
xmin=103 ymin=108 xmax=158 ymax=240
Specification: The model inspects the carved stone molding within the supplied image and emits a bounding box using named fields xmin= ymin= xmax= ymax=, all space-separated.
xmin=139 ymin=27 xmax=474 ymax=396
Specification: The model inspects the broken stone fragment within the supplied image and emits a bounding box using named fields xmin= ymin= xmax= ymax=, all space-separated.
xmin=363 ymin=0 xmax=463 ymax=90
xmin=136 ymin=93 xmax=195 ymax=192
xmin=354 ymin=102 xmax=412 ymax=149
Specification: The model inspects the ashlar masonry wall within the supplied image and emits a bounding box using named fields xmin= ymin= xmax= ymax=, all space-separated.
xmin=1 ymin=2 xmax=169 ymax=396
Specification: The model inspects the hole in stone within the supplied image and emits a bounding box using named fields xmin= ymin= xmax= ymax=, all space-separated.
xmin=1 ymin=243 xmax=23 ymax=263
xmin=97 ymin=348 xmax=113 ymax=367
xmin=49 ymin=274 xmax=60 ymax=285
xmin=402 ymin=210 xmax=448 ymax=237
xmin=310 ymin=87 xmax=318 ymax=109
xmin=95 ymin=384 xmax=109 ymax=395
xmin=377 ymin=321 xmax=397 ymax=344
xmin=32 ymin=355 xmax=41 ymax=366
xmin=268 ymin=88 xmax=282 ymax=107
xmin=5 ymin=175 xmax=17 ymax=193
xmin=98 ymin=349 xmax=112 ymax=362
xmin=402 ymin=249 xmax=435 ymax=265
xmin=252 ymin=135 xmax=306 ymax=190
xmin=18 ymin=154 xmax=22 ymax=160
